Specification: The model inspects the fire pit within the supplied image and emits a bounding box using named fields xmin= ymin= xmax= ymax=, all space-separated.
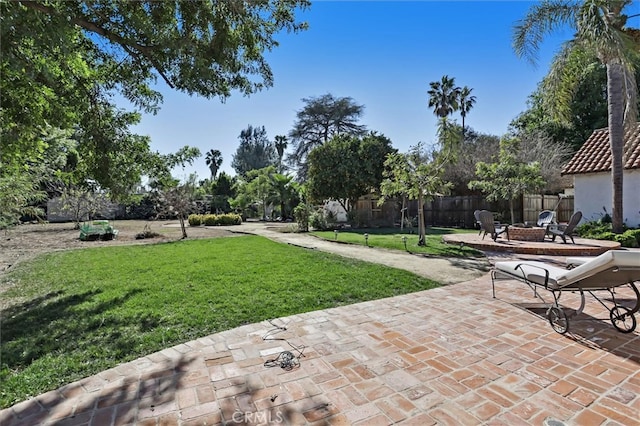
xmin=509 ymin=226 xmax=547 ymax=242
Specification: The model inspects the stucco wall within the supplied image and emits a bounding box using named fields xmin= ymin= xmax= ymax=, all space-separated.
xmin=573 ymin=170 xmax=640 ymax=227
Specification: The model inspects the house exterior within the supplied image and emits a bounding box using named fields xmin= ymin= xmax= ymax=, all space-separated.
xmin=561 ymin=123 xmax=640 ymax=228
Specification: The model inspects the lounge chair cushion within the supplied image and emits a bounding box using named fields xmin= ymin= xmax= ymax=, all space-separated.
xmin=494 ymin=250 xmax=640 ymax=290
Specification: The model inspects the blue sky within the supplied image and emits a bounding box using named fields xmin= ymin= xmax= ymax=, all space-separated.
xmin=128 ymin=0 xmax=616 ymax=180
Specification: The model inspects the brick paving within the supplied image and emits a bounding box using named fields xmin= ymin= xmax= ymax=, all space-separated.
xmin=2 ymin=254 xmax=638 ymax=425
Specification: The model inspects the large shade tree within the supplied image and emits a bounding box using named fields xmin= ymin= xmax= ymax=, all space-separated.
xmin=287 ymin=93 xmax=367 ymax=179
xmin=513 ymin=0 xmax=639 ymax=233
xmin=231 ymin=125 xmax=278 ymax=177
xmin=306 ymin=132 xmax=395 ymax=214
xmin=1 ymin=0 xmax=309 ymax=201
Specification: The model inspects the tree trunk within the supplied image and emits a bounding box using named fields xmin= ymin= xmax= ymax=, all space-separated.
xmin=417 ymin=192 xmax=426 ymax=246
xmin=179 ymin=215 xmax=187 ymax=239
xmin=607 ymin=61 xmax=625 ymax=233
xmin=509 ymin=198 xmax=515 ymax=225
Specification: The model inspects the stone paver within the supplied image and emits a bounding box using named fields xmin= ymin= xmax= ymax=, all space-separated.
xmin=1 ymin=227 xmax=639 ymax=425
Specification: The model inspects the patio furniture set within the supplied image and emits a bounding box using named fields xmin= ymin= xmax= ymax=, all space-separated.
xmin=474 ymin=209 xmax=583 ymax=243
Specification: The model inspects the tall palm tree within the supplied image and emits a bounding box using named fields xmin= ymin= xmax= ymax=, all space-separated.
xmin=458 ymin=86 xmax=476 ymax=139
xmin=427 ymin=75 xmax=461 ymax=118
xmin=513 ymin=0 xmax=638 ymax=233
xmin=205 ymin=149 xmax=223 ymax=180
xmin=274 ymin=135 xmax=288 ymax=173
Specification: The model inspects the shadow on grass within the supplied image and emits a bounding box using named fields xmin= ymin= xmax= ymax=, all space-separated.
xmin=0 ymin=289 xmax=150 ymax=405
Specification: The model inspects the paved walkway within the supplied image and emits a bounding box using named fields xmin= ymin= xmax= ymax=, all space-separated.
xmin=1 ymin=226 xmax=639 ymax=425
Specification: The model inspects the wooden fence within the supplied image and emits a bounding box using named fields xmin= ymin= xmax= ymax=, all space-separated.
xmin=356 ymin=194 xmax=574 ymax=229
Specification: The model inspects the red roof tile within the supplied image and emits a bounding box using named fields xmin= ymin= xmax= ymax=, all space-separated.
xmin=562 ymin=123 xmax=640 ymax=175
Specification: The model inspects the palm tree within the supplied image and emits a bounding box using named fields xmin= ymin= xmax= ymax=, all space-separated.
xmin=274 ymin=135 xmax=288 ymax=173
xmin=458 ymin=86 xmax=476 ymax=140
xmin=205 ymin=149 xmax=223 ymax=180
xmin=513 ymin=0 xmax=638 ymax=233
xmin=268 ymin=172 xmax=298 ymax=221
xmin=427 ymin=75 xmax=461 ymax=118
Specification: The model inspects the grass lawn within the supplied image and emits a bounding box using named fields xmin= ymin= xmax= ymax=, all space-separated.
xmin=311 ymin=227 xmax=483 ymax=257
xmin=0 ymin=235 xmax=440 ymax=408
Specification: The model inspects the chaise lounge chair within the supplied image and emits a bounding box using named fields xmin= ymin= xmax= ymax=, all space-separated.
xmin=491 ymin=250 xmax=640 ymax=334
xmin=547 ymin=211 xmax=582 ymax=243
xmin=477 ymin=210 xmax=509 ymax=242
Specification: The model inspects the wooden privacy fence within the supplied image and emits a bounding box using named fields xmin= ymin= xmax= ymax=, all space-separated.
xmin=356 ymin=194 xmax=574 ymax=229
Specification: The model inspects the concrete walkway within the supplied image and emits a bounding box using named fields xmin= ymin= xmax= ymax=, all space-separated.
xmin=1 ymin=225 xmax=639 ymax=425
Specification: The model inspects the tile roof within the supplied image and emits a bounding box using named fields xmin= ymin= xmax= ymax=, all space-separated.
xmin=561 ymin=122 xmax=640 ymax=175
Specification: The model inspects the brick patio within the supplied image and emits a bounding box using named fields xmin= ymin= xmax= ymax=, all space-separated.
xmin=1 ymin=262 xmax=638 ymax=425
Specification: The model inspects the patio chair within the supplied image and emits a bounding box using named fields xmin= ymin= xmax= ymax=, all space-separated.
xmin=474 ymin=210 xmax=482 ymax=235
xmin=491 ymin=249 xmax=640 ymax=334
xmin=477 ymin=210 xmax=509 ymax=242
xmin=536 ymin=210 xmax=555 ymax=228
xmin=547 ymin=211 xmax=582 ymax=244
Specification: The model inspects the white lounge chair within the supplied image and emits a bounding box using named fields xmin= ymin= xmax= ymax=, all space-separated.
xmin=491 ymin=250 xmax=640 ymax=334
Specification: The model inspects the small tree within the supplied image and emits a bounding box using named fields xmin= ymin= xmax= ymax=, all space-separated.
xmin=59 ymin=186 xmax=111 ymax=229
xmin=469 ymin=138 xmax=546 ymax=224
xmin=157 ymin=183 xmax=198 ymax=239
xmin=380 ymin=142 xmax=452 ymax=246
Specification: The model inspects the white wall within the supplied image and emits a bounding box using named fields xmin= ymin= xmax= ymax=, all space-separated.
xmin=573 ymin=169 xmax=640 ymax=227
xmin=324 ymin=200 xmax=348 ymax=222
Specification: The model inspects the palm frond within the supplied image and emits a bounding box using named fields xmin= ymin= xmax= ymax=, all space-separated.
xmin=512 ymin=0 xmax=579 ymax=65
xmin=542 ymin=41 xmax=598 ymax=123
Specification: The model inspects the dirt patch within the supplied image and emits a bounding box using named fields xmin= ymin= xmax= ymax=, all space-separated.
xmin=0 ymin=220 xmax=237 ymax=274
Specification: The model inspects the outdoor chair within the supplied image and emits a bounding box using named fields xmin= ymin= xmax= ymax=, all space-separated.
xmin=536 ymin=210 xmax=555 ymax=228
xmin=547 ymin=211 xmax=582 ymax=244
xmin=477 ymin=210 xmax=509 ymax=242
xmin=491 ymin=250 xmax=640 ymax=334
xmin=474 ymin=210 xmax=483 ymax=235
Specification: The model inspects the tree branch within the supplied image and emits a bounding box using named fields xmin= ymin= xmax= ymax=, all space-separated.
xmin=19 ymin=0 xmax=175 ymax=88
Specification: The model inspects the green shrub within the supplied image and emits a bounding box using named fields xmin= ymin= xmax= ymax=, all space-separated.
xmin=203 ymin=214 xmax=218 ymax=226
xmin=188 ymin=214 xmax=203 ymax=226
xmin=294 ymin=203 xmax=309 ymax=232
xmin=626 ymin=229 xmax=640 ymax=245
xmin=310 ymin=209 xmax=328 ymax=230
xmin=592 ymin=231 xmax=617 ymax=241
xmin=617 ymin=230 xmax=640 ymax=248
xmin=200 ymin=213 xmax=242 ymax=226
xmin=218 ymin=213 xmax=242 ymax=225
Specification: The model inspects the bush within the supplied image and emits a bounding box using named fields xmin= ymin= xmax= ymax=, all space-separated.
xmin=625 ymin=229 xmax=640 ymax=246
xmin=200 ymin=213 xmax=242 ymax=226
xmin=218 ymin=213 xmax=242 ymax=225
xmin=617 ymin=229 xmax=640 ymax=248
xmin=309 ymin=209 xmax=328 ymax=231
xmin=294 ymin=203 xmax=309 ymax=232
xmin=188 ymin=214 xmax=203 ymax=226
xmin=576 ymin=220 xmax=639 ymax=247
